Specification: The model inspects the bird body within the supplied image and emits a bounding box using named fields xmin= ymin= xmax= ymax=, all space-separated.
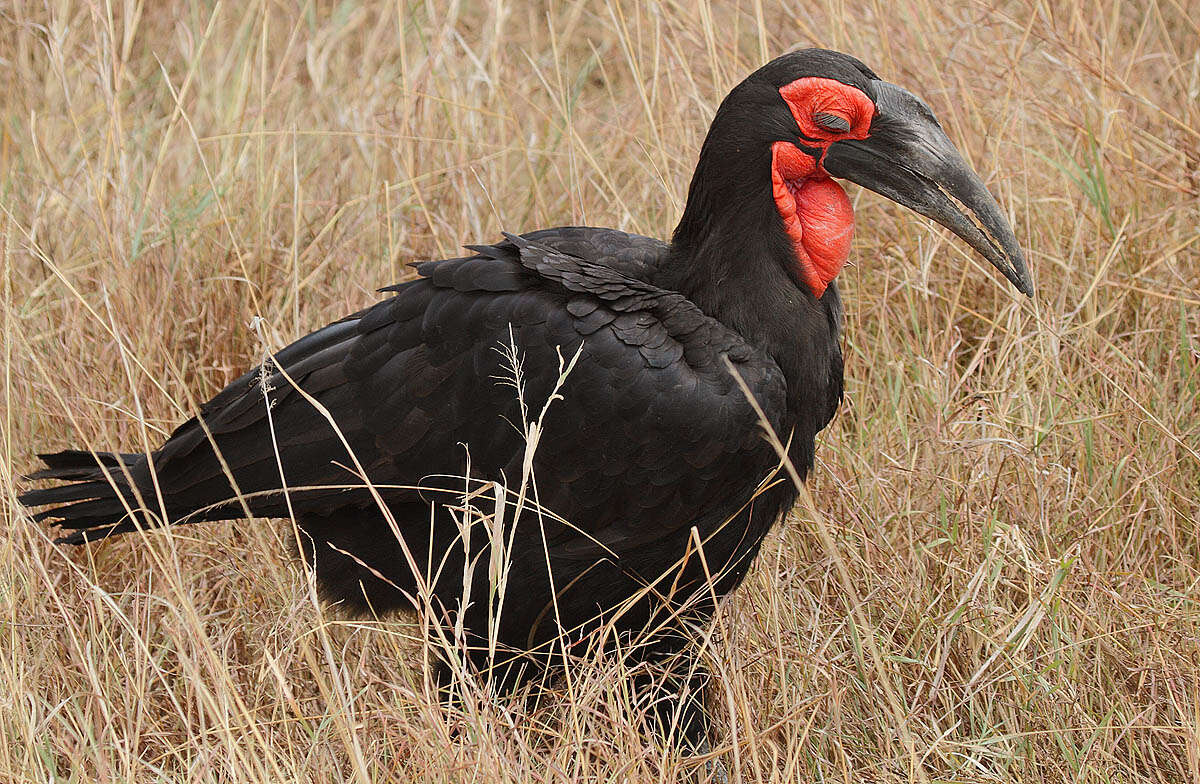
xmin=21 ymin=49 xmax=1031 ymax=749
xmin=24 ymin=226 xmax=829 ymax=663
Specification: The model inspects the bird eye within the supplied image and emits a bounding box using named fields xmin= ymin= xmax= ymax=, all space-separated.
xmin=813 ymin=111 xmax=851 ymax=133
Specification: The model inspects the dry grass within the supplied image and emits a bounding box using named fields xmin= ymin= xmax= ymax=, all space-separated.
xmin=2 ymin=0 xmax=1198 ymax=781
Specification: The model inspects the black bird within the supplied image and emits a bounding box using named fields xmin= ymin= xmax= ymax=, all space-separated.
xmin=20 ymin=49 xmax=1031 ymax=748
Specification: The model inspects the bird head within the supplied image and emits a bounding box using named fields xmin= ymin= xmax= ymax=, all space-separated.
xmin=677 ymin=49 xmax=1033 ymax=300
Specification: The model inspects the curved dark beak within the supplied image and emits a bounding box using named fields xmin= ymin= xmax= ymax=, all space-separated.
xmin=823 ymin=81 xmax=1033 ymax=296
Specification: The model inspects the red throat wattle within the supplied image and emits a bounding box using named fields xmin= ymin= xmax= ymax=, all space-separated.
xmin=771 ymin=141 xmax=854 ymax=298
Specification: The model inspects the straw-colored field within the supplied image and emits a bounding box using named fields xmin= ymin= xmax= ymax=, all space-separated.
xmin=2 ymin=1 xmax=1197 ymax=781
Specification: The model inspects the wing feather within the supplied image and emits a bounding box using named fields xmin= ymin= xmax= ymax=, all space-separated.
xmin=26 ymin=228 xmax=789 ymax=570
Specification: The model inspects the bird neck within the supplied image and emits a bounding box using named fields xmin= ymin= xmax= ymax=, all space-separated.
xmin=665 ymin=141 xmax=845 ymax=475
xmin=666 ymin=136 xmax=818 ymax=352
xmin=664 ymin=220 xmax=834 ymax=386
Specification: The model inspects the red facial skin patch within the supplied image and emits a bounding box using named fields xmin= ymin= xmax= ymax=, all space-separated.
xmin=771 ymin=77 xmax=874 ymax=298
xmin=779 ymin=77 xmax=874 ymax=143
xmin=771 ymin=142 xmax=854 ymax=298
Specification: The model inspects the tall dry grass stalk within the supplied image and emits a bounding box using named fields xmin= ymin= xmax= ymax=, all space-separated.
xmin=2 ymin=0 xmax=1198 ymax=781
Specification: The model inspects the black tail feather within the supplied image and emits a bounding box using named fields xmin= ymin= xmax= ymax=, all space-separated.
xmin=18 ymin=450 xmax=152 ymax=544
xmin=31 ymin=496 xmax=144 ymax=527
xmin=25 ymin=449 xmax=142 ymax=480
xmin=21 ymin=479 xmax=116 ymax=508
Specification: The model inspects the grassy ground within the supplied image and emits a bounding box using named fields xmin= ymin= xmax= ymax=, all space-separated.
xmin=2 ymin=0 xmax=1198 ymax=781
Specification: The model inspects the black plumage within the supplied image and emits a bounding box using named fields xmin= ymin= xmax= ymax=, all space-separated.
xmin=20 ymin=49 xmax=1032 ymax=749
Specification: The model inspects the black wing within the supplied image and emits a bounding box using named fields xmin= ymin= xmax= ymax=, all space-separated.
xmin=22 ymin=229 xmax=789 ymax=553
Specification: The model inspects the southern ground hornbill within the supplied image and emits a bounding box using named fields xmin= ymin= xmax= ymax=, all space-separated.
xmin=21 ymin=49 xmax=1032 ymax=750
